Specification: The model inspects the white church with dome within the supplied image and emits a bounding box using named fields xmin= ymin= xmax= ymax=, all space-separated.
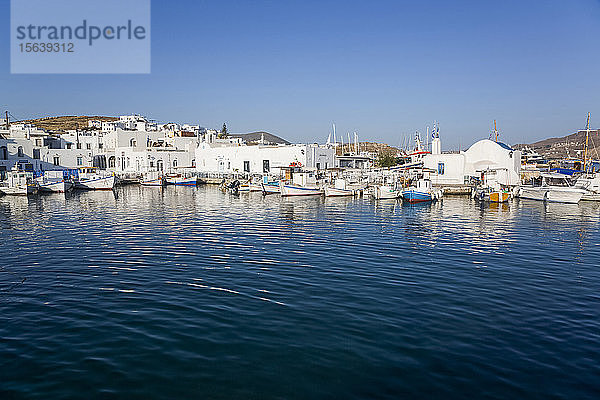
xmin=423 ymin=133 xmax=522 ymax=186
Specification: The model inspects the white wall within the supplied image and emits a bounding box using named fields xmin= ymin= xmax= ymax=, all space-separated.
xmin=423 ymin=139 xmax=522 ymax=186
xmin=195 ymin=143 xmax=335 ymax=174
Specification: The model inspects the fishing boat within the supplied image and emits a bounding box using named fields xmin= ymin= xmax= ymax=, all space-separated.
xmin=371 ymin=184 xmax=402 ymax=199
xmin=472 ymin=168 xmax=511 ymax=203
xmin=473 ymin=186 xmax=511 ymax=203
xmin=261 ymin=181 xmax=281 ymax=195
xmin=279 ymin=170 xmax=323 ymax=196
xmin=167 ymin=175 xmax=198 ymax=186
xmin=219 ymin=179 xmax=241 ymax=195
xmin=239 ymin=180 xmax=263 ymax=192
xmin=140 ymin=171 xmax=165 ymax=186
xmin=402 ymin=177 xmax=442 ymax=203
xmin=279 ymin=181 xmax=323 ymax=196
xmin=0 ymin=170 xmax=38 ymax=196
xmin=518 ymin=172 xmax=586 ymax=203
xmin=324 ymin=179 xmax=355 ymax=197
xmin=74 ymin=168 xmax=115 ymax=190
xmin=36 ymin=170 xmax=74 ymax=193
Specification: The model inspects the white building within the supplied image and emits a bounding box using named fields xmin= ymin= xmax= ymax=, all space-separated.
xmin=423 ymin=136 xmax=521 ymax=186
xmin=114 ymin=147 xmax=194 ymax=174
xmin=195 ymin=140 xmax=336 ymax=174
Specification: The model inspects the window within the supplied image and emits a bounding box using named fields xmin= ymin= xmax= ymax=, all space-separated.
xmin=0 ymin=146 xmax=7 ymax=160
xmin=98 ymin=143 xmax=103 ymax=149
xmin=150 ymin=161 xmax=154 ymax=168
xmin=33 ymin=149 xmax=40 ymax=159
xmin=77 ymin=156 xmax=83 ymax=166
xmin=173 ymin=159 xmax=178 ymax=168
xmin=263 ymin=160 xmax=270 ymax=173
xmin=17 ymin=146 xmax=24 ymax=158
xmin=438 ymin=162 xmax=445 ymax=175
xmin=130 ymin=138 xmax=136 ymax=147
xmin=86 ymin=143 xmax=91 ymax=150
xmin=53 ymin=156 xmax=60 ymax=166
xmin=316 ymin=162 xmax=321 ymax=170
xmin=243 ymin=161 xmax=250 ymax=172
xmin=227 ymin=161 xmax=231 ymax=170
xmin=76 ymin=143 xmax=82 ymax=149
xmin=36 ymin=139 xmax=42 ymax=147
xmin=67 ymin=143 xmax=72 ymax=149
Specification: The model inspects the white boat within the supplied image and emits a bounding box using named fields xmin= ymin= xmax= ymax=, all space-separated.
xmin=371 ymin=185 xmax=402 ymax=199
xmin=75 ymin=168 xmax=115 ymax=190
xmin=518 ymin=172 xmax=586 ymax=203
xmin=0 ymin=170 xmax=38 ymax=196
xmin=261 ymin=182 xmax=281 ymax=195
xmin=575 ymin=174 xmax=600 ymax=201
xmin=166 ymin=175 xmax=198 ymax=186
xmin=239 ymin=182 xmax=262 ymax=192
xmin=36 ymin=170 xmax=73 ymax=193
xmin=324 ymin=186 xmax=354 ymax=197
xmin=324 ymin=179 xmax=355 ymax=197
xmin=279 ymin=181 xmax=323 ymax=196
xmin=141 ymin=171 xmax=165 ymax=186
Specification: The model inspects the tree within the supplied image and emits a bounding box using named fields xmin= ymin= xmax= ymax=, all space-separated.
xmin=219 ymin=123 xmax=228 ymax=138
xmin=376 ymin=152 xmax=399 ymax=168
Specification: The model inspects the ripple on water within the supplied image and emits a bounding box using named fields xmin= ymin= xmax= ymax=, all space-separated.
xmin=1 ymin=188 xmax=600 ymax=399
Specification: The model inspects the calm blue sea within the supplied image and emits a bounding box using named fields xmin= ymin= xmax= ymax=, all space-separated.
xmin=1 ymin=186 xmax=599 ymax=399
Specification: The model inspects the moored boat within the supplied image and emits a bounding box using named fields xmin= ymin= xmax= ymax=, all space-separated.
xmin=75 ymin=168 xmax=115 ymax=190
xmin=140 ymin=171 xmax=166 ymax=186
xmin=261 ymin=182 xmax=281 ymax=195
xmin=518 ymin=172 xmax=586 ymax=203
xmin=239 ymin=182 xmax=262 ymax=192
xmin=371 ymin=185 xmax=402 ymax=200
xmin=472 ymin=168 xmax=511 ymax=203
xmin=402 ymin=177 xmax=442 ymax=203
xmin=171 ymin=176 xmax=199 ymax=186
xmin=36 ymin=170 xmax=74 ymax=193
xmin=324 ymin=179 xmax=355 ymax=197
xmin=0 ymin=170 xmax=38 ymax=196
xmin=279 ymin=181 xmax=323 ymax=196
xmin=575 ymin=174 xmax=600 ymax=201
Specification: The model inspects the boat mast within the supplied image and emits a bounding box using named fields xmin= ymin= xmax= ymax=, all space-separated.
xmin=583 ymin=112 xmax=590 ymax=173
xmin=494 ymin=120 xmax=498 ymax=142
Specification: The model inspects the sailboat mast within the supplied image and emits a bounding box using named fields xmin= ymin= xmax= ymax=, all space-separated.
xmin=494 ymin=120 xmax=498 ymax=142
xmin=583 ymin=112 xmax=590 ymax=173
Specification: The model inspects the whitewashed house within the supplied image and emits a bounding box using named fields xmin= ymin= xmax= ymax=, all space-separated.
xmin=195 ymin=134 xmax=335 ymax=175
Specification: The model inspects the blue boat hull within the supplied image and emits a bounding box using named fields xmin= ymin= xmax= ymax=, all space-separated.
xmin=402 ymin=190 xmax=433 ymax=203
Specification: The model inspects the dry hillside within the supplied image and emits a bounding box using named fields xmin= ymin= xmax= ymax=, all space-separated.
xmin=515 ymin=129 xmax=600 ymax=160
xmin=18 ymin=116 xmax=118 ymax=132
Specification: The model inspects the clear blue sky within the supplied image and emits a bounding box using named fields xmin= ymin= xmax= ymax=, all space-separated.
xmin=2 ymin=0 xmax=600 ymax=149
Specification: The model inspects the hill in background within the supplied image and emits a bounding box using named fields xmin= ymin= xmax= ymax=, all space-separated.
xmin=229 ymin=131 xmax=290 ymax=145
xmin=515 ymin=129 xmax=600 ymax=160
xmin=18 ymin=116 xmax=118 ymax=132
